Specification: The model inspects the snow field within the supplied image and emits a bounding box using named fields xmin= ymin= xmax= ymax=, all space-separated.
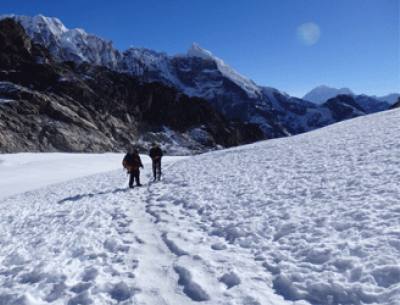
xmin=0 ymin=109 xmax=399 ymax=304
xmin=0 ymin=153 xmax=124 ymax=199
xmin=151 ymin=109 xmax=400 ymax=305
xmin=0 ymin=161 xmax=291 ymax=305
xmin=0 ymin=153 xmax=185 ymax=200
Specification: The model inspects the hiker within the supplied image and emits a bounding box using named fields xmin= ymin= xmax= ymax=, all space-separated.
xmin=149 ymin=143 xmax=163 ymax=181
xmin=122 ymin=147 xmax=143 ymax=188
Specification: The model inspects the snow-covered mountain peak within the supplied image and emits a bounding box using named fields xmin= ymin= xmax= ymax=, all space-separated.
xmin=303 ymin=85 xmax=354 ymax=104
xmin=3 ymin=15 xmax=264 ymax=99
xmin=313 ymin=85 xmax=353 ymax=93
xmin=187 ymin=42 xmax=215 ymax=61
xmin=1 ymin=14 xmax=121 ymax=68
xmin=0 ymin=14 xmax=68 ymax=37
xmin=187 ymin=43 xmax=261 ymax=98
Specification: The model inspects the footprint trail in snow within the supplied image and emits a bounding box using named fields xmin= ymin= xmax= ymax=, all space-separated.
xmin=0 ymin=162 xmax=287 ymax=305
xmin=1 ymin=109 xmax=400 ymax=305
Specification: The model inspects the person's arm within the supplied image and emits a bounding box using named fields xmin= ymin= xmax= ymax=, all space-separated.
xmin=139 ymin=156 xmax=144 ymax=168
xmin=122 ymin=154 xmax=128 ymax=168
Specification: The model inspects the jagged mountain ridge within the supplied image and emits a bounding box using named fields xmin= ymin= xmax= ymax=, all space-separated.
xmin=1 ymin=15 xmax=260 ymax=98
xmin=0 ymin=14 xmax=393 ymax=145
xmin=304 ymin=85 xmax=398 ymax=107
xmin=0 ymin=18 xmax=264 ymax=153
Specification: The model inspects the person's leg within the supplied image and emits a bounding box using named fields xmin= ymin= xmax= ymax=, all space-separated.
xmin=135 ymin=170 xmax=141 ymax=186
xmin=157 ymin=160 xmax=162 ymax=180
xmin=152 ymin=161 xmax=157 ymax=181
xmin=129 ymin=172 xmax=134 ymax=188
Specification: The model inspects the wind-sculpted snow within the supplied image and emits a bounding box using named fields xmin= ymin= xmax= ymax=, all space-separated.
xmin=0 ymin=110 xmax=399 ymax=304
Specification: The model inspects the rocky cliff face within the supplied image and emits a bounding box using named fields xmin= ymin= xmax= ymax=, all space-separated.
xmin=0 ymin=18 xmax=263 ymax=153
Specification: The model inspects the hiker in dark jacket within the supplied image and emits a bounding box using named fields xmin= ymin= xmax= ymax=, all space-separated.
xmin=122 ymin=148 xmax=143 ymax=188
xmin=149 ymin=143 xmax=163 ymax=181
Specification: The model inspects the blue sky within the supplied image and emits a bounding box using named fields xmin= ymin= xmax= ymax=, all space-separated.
xmin=1 ymin=0 xmax=399 ymax=97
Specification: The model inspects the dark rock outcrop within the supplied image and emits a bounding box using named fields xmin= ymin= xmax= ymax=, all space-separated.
xmin=322 ymin=95 xmax=365 ymax=121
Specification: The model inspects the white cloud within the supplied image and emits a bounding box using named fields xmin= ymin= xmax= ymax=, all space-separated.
xmin=297 ymin=22 xmax=321 ymax=46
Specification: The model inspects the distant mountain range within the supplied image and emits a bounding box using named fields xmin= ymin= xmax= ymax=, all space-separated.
xmin=0 ymin=15 xmax=398 ymax=153
xmin=303 ymin=85 xmax=399 ymax=105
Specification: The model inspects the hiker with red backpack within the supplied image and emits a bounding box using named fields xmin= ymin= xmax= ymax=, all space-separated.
xmin=122 ymin=147 xmax=143 ymax=188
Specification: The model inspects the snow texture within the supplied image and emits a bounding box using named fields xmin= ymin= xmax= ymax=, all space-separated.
xmin=1 ymin=109 xmax=400 ymax=305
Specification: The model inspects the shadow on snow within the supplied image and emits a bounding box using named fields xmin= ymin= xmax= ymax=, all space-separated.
xmin=58 ymin=187 xmax=129 ymax=204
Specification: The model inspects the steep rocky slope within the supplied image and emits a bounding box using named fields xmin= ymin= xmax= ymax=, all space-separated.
xmin=0 ymin=18 xmax=262 ymax=153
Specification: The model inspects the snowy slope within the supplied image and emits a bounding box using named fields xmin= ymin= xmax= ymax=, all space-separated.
xmin=0 ymin=153 xmax=184 ymax=200
xmin=160 ymin=109 xmax=400 ymax=305
xmin=1 ymin=109 xmax=399 ymax=304
xmin=0 ymin=153 xmax=122 ymax=199
xmin=0 ymin=157 xmax=291 ymax=305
